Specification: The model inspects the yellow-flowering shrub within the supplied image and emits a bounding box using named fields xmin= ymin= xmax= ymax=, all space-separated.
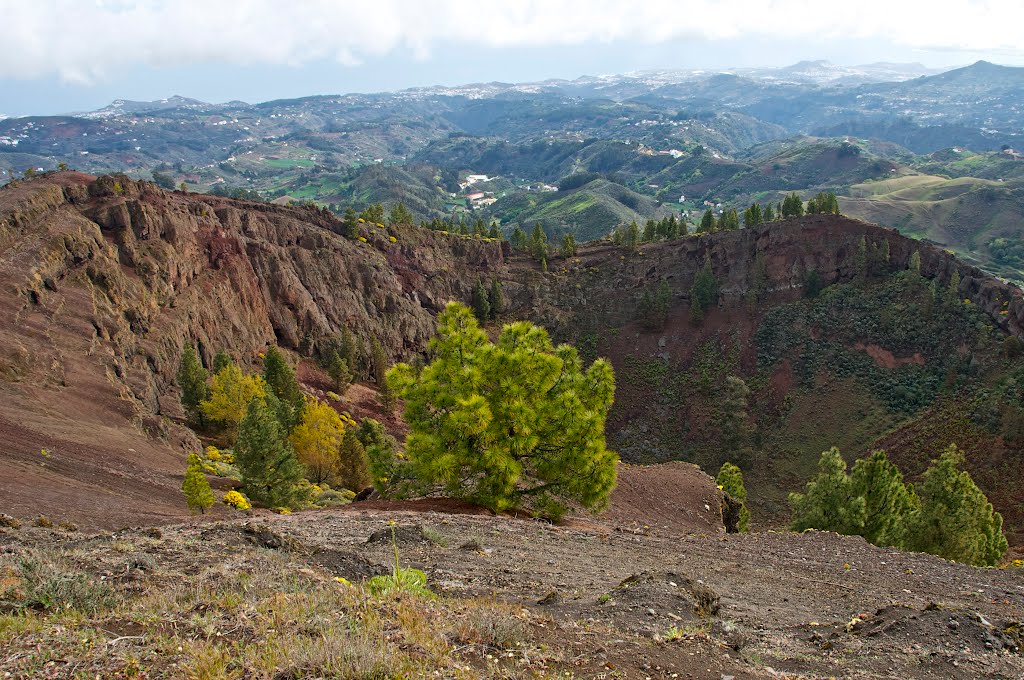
xmin=205 ymin=445 xmax=222 ymax=462
xmin=388 ymin=235 xmax=397 ymax=243
xmin=223 ymin=490 xmax=252 ymax=510
xmin=358 ymin=236 xmax=368 ymax=243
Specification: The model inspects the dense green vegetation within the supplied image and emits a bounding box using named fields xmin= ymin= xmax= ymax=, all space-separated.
xmin=790 ymin=447 xmax=1007 ymax=566
xmin=756 ymin=263 xmax=989 ymax=414
xmin=384 ymin=303 xmax=619 ymax=519
xmin=176 ymin=345 xmax=379 ymax=512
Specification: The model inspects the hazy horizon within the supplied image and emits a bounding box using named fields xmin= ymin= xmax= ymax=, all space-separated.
xmin=2 ymin=0 xmax=1022 ymax=117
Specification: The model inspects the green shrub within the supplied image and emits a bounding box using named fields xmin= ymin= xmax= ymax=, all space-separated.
xmin=1 ymin=549 xmax=114 ymax=614
xmin=716 ymin=462 xmax=750 ymax=532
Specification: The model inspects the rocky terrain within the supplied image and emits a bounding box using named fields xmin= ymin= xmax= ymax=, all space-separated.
xmin=1 ymin=465 xmax=1022 ymax=678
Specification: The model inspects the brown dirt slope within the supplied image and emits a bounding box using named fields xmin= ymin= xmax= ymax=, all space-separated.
xmin=2 ymin=504 xmax=1022 ymax=678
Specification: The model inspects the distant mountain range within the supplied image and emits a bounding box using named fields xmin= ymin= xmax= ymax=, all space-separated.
xmin=2 ymin=59 xmax=1023 ymax=279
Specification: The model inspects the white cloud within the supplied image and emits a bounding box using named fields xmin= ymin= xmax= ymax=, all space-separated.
xmin=2 ymin=0 xmax=1022 ymax=84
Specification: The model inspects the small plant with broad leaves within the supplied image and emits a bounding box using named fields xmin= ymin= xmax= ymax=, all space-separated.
xmin=367 ymin=521 xmax=432 ymax=598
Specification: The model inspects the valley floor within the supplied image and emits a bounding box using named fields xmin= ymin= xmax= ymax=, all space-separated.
xmin=2 ymin=482 xmax=1022 ymax=679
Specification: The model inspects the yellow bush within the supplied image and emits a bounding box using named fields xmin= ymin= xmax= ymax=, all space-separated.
xmin=223 ymin=490 xmax=251 ymax=510
xmin=388 ymin=235 xmax=397 ymax=243
xmin=205 ymin=445 xmax=222 ymax=462
xmin=200 ymin=364 xmax=266 ymax=436
xmin=358 ymin=236 xmax=368 ymax=243
xmin=290 ymin=398 xmax=345 ymax=484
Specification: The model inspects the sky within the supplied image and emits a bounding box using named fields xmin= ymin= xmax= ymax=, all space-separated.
xmin=2 ymin=0 xmax=1023 ymax=117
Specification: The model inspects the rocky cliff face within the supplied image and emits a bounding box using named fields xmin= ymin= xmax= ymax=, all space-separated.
xmin=0 ymin=172 xmax=1020 ymax=530
xmin=538 ymin=215 xmax=1023 ymax=336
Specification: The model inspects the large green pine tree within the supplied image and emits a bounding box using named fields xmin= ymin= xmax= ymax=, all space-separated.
xmin=234 ymin=395 xmax=305 ymax=509
xmin=849 ymin=451 xmax=916 ymax=546
xmin=718 ymin=376 xmax=752 ymax=465
xmin=488 ymin=279 xmax=504 ymax=320
xmin=337 ymin=431 xmax=372 ymax=492
xmin=212 ymin=350 xmax=233 ymax=374
xmin=387 ymin=303 xmax=619 ymax=519
xmin=903 ymin=445 xmax=1008 ymax=567
xmin=699 ymin=209 xmax=715 ymax=233
xmin=789 ymin=448 xmax=866 ymax=536
xmin=388 ymin=203 xmax=413 ymax=226
xmin=262 ymin=346 xmax=305 ymax=431
xmin=177 ymin=346 xmax=210 ymax=425
xmin=324 ymin=351 xmax=352 ymax=393
xmin=529 ymin=223 xmax=548 ymax=261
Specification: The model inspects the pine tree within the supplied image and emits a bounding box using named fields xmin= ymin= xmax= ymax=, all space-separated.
xmin=177 ymin=346 xmax=210 ymax=426
xmin=235 ymin=396 xmax=305 ymax=509
xmin=743 ymin=203 xmax=763 ymax=228
xmin=902 ymin=445 xmax=1008 ymax=566
xmin=262 ymin=346 xmax=305 ymax=431
xmin=854 ymin=235 xmax=868 ymax=279
xmin=341 ymin=207 xmax=359 ymax=239
xmin=643 ymin=219 xmax=656 ymax=242
xmin=369 ymin=338 xmax=389 ymax=386
xmin=360 ymin=203 xmax=385 ymax=224
xmin=719 ymin=208 xmax=739 ymax=231
xmin=719 ymin=376 xmax=752 ymax=464
xmin=909 ymin=250 xmax=922 ymax=276
xmin=789 ymin=448 xmax=866 ymax=536
xmin=510 ymin=226 xmax=527 ymax=250
xmin=212 ymin=350 xmax=233 ymax=374
xmin=781 ymin=192 xmax=805 ymax=218
xmin=488 ymin=279 xmax=504 ymax=320
xmin=337 ymin=431 xmax=372 ymax=492
xmin=763 ymin=204 xmax=775 ymax=222
xmin=471 ymin=281 xmax=491 ymax=323
xmin=337 ymin=327 xmax=362 ymax=378
xmin=946 ymin=270 xmax=962 ymax=306
xmin=388 ymin=203 xmax=413 ymax=226
xmin=625 ymin=222 xmax=640 ymax=250
xmin=716 ymin=462 xmax=750 ymax=532
xmin=561 ymin=233 xmax=577 ymax=257
xmin=699 ymin=209 xmax=715 ymax=233
xmin=529 ymin=223 xmax=548 ymax=261
xmin=387 ymin=303 xmax=619 ymax=519
xmin=324 ymin=350 xmax=352 ymax=393
xmin=289 ymin=398 xmax=345 ymax=484
xmin=850 ymin=451 xmax=916 ymax=546
xmin=182 ymin=453 xmax=214 ymax=514
xmin=488 ymin=222 xmax=501 ymax=239
xmin=689 ymin=256 xmax=719 ymax=323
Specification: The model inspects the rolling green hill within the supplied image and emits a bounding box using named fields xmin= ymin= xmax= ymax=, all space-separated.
xmin=841 ymin=174 xmax=1024 ymax=282
xmin=489 ymin=178 xmax=665 ymax=240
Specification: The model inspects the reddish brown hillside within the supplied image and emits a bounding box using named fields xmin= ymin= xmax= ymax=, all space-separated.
xmin=1 ymin=171 xmax=1022 ymax=534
